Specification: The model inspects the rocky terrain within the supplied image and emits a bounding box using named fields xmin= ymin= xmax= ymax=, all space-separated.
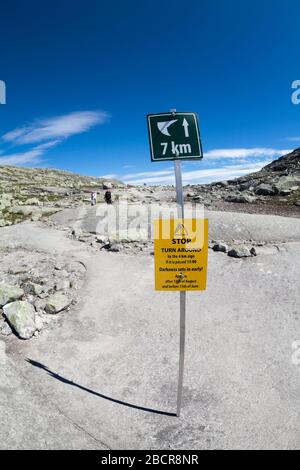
xmin=0 ymin=149 xmax=299 ymax=342
xmin=1 ymin=149 xmax=299 ymax=231
xmin=185 ymin=148 xmax=300 ymax=217
xmin=0 ymin=165 xmax=123 ymax=227
xmin=0 ymin=150 xmax=299 ymax=449
xmin=0 ymin=244 xmax=86 ymax=339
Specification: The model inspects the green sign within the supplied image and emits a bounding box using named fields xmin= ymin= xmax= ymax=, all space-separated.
xmin=147 ymin=112 xmax=203 ymax=162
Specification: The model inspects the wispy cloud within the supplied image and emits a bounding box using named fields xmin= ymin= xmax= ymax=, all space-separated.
xmin=285 ymin=137 xmax=300 ymax=143
xmin=2 ymin=111 xmax=109 ymax=145
xmin=121 ymin=146 xmax=292 ymax=185
xmin=0 ymin=110 xmax=109 ymax=166
xmin=124 ymin=160 xmax=273 ymax=185
xmin=204 ymin=147 xmax=291 ymax=160
xmin=122 ymin=169 xmax=175 ymax=179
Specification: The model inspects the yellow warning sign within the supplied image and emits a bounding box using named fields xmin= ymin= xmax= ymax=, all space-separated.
xmin=154 ymin=218 xmax=208 ymax=291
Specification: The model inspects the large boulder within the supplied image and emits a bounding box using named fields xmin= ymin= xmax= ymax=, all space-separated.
xmin=228 ymin=245 xmax=252 ymax=258
xmin=0 ymin=284 xmax=24 ymax=307
xmin=9 ymin=206 xmax=34 ymax=216
xmin=255 ymin=184 xmax=277 ymax=196
xmin=24 ymin=197 xmax=41 ymax=206
xmin=3 ymin=301 xmax=36 ymax=339
xmin=274 ymin=176 xmax=300 ymax=193
xmin=102 ymin=182 xmax=113 ymax=190
xmin=225 ymin=194 xmax=256 ymax=203
xmin=45 ymin=292 xmax=71 ymax=314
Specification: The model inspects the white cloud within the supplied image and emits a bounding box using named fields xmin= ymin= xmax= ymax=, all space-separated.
xmin=0 ymin=110 xmax=109 ymax=167
xmin=0 ymin=148 xmax=45 ymax=166
xmin=121 ymin=147 xmax=291 ymax=185
xmin=2 ymin=110 xmax=109 ymax=145
xmin=204 ymin=148 xmax=291 ymax=160
xmin=285 ymin=137 xmax=300 ymax=142
xmin=124 ymin=159 xmax=273 ymax=186
xmin=122 ymin=169 xmax=175 ymax=179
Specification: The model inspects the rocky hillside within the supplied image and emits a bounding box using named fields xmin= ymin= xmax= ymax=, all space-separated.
xmin=0 ymin=166 xmax=122 ymax=227
xmin=186 ymin=148 xmax=300 ymax=215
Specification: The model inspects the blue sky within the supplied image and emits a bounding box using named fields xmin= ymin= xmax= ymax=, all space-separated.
xmin=0 ymin=0 xmax=300 ymax=185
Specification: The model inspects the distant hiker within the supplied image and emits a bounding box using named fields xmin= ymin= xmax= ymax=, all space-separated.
xmin=91 ymin=191 xmax=97 ymax=206
xmin=104 ymin=189 xmax=112 ymax=204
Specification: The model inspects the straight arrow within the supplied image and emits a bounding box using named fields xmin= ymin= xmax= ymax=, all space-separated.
xmin=182 ymin=118 xmax=189 ymax=138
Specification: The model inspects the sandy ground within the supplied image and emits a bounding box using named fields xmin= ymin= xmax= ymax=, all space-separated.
xmin=0 ymin=212 xmax=300 ymax=450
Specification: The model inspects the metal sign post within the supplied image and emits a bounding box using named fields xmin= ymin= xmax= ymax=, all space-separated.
xmin=148 ymin=109 xmax=206 ymax=418
xmin=174 ymin=158 xmax=186 ymax=417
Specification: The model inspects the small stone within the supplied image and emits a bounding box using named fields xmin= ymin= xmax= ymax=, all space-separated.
xmin=71 ymin=228 xmax=83 ymax=238
xmin=250 ymin=247 xmax=257 ymax=256
xmin=213 ymin=243 xmax=228 ymax=253
xmin=228 ymin=245 xmax=251 ymax=258
xmin=107 ymin=243 xmax=122 ymax=252
xmin=1 ymin=322 xmax=12 ymax=336
xmin=55 ymin=280 xmax=70 ymax=291
xmin=45 ymin=292 xmax=71 ymax=314
xmin=35 ymin=315 xmax=44 ymax=331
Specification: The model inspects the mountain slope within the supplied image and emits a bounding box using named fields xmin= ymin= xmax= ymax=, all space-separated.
xmin=0 ymin=166 xmax=122 ymax=226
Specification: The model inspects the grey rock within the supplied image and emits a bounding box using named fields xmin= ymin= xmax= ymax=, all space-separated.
xmin=274 ymin=176 xmax=300 ymax=192
xmin=45 ymin=293 xmax=71 ymax=314
xmin=107 ymin=243 xmax=122 ymax=252
xmin=0 ymin=284 xmax=24 ymax=307
xmin=225 ymin=194 xmax=257 ymax=203
xmin=213 ymin=243 xmax=228 ymax=253
xmin=35 ymin=315 xmax=44 ymax=332
xmin=3 ymin=301 xmax=36 ymax=339
xmin=255 ymin=184 xmax=277 ymax=196
xmin=228 ymin=245 xmax=251 ymax=258
xmin=55 ymin=280 xmax=70 ymax=291
xmin=250 ymin=247 xmax=257 ymax=256
xmin=1 ymin=321 xmax=13 ymax=336
xmin=102 ymin=182 xmax=113 ymax=189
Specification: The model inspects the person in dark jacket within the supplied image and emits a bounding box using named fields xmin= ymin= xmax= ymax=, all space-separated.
xmin=104 ymin=189 xmax=112 ymax=204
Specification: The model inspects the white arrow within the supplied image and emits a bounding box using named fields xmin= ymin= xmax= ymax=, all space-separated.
xmin=182 ymin=118 xmax=189 ymax=138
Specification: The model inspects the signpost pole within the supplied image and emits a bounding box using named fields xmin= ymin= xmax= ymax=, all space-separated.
xmin=174 ymin=158 xmax=186 ymax=417
xmin=148 ymin=108 xmax=204 ymax=417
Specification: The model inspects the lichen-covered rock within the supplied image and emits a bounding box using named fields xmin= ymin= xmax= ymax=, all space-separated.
xmin=0 ymin=284 xmax=24 ymax=307
xmin=228 ymin=245 xmax=251 ymax=258
xmin=3 ymin=301 xmax=36 ymax=339
xmin=45 ymin=292 xmax=71 ymax=314
xmin=25 ymin=198 xmax=41 ymax=206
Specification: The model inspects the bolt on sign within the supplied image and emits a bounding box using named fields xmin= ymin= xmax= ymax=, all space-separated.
xmin=154 ymin=218 xmax=208 ymax=291
xmin=147 ymin=112 xmax=203 ymax=162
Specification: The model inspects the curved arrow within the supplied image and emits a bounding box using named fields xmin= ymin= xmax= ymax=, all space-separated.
xmin=157 ymin=119 xmax=177 ymax=136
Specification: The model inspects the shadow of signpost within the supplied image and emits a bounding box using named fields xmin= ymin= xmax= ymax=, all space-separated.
xmin=26 ymin=358 xmax=176 ymax=417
